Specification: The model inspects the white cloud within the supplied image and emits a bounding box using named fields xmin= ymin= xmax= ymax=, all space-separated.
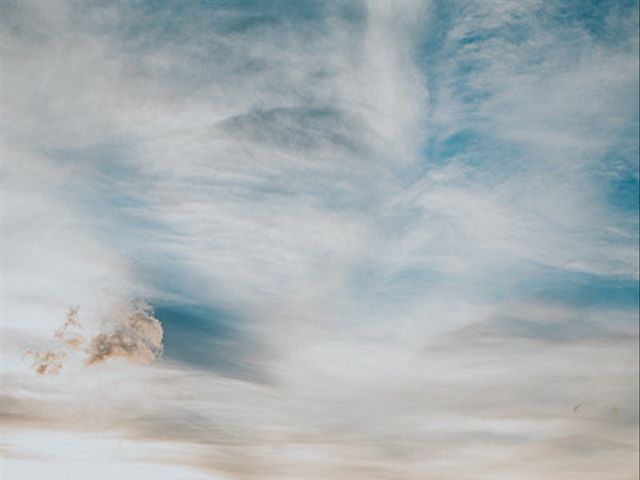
xmin=1 ymin=1 xmax=638 ymax=479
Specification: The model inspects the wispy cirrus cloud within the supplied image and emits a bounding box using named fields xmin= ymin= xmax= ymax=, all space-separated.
xmin=1 ymin=1 xmax=638 ymax=479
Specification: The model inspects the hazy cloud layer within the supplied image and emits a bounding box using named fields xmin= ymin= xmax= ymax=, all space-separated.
xmin=1 ymin=1 xmax=638 ymax=479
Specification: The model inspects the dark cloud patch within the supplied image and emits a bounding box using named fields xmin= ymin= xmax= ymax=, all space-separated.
xmin=467 ymin=315 xmax=634 ymax=345
xmin=425 ymin=303 xmax=639 ymax=368
xmin=216 ymin=106 xmax=366 ymax=155
xmin=443 ymin=310 xmax=638 ymax=348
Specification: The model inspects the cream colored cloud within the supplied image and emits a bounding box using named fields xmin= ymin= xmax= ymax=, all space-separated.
xmin=26 ymin=302 xmax=163 ymax=375
xmin=53 ymin=306 xmax=84 ymax=348
xmin=26 ymin=349 xmax=66 ymax=376
xmin=86 ymin=301 xmax=163 ymax=366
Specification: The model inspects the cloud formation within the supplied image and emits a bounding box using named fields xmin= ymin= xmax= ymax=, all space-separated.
xmin=26 ymin=350 xmax=66 ymax=376
xmin=54 ymin=306 xmax=84 ymax=349
xmin=26 ymin=302 xmax=163 ymax=375
xmin=1 ymin=0 xmax=638 ymax=479
xmin=86 ymin=301 xmax=163 ymax=366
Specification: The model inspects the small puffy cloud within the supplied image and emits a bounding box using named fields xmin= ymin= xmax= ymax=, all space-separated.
xmin=86 ymin=302 xmax=163 ymax=366
xmin=54 ymin=307 xmax=84 ymax=349
xmin=26 ymin=350 xmax=66 ymax=376
xmin=27 ymin=301 xmax=163 ymax=375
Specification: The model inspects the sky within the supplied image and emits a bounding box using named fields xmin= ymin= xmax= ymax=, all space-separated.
xmin=1 ymin=1 xmax=639 ymax=479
